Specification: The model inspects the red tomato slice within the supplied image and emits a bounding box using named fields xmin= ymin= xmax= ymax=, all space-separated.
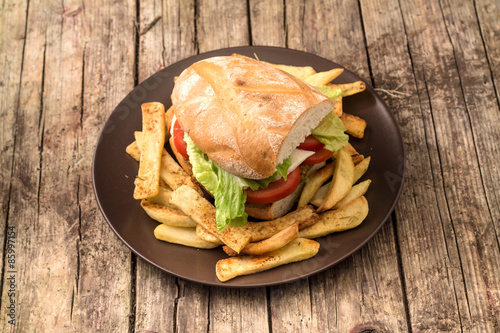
xmin=297 ymin=135 xmax=324 ymax=151
xmin=302 ymin=148 xmax=334 ymax=165
xmin=245 ymin=167 xmax=301 ymax=204
xmin=173 ymin=121 xmax=189 ymax=160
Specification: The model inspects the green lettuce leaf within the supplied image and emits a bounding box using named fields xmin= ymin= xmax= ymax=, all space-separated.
xmin=312 ymin=85 xmax=348 ymax=152
xmin=312 ymin=112 xmax=349 ymax=152
xmin=315 ymin=85 xmax=343 ymax=100
xmin=185 ymin=134 xmax=248 ymax=231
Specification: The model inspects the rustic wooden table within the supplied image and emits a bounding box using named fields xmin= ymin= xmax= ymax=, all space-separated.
xmin=1 ymin=0 xmax=499 ymax=332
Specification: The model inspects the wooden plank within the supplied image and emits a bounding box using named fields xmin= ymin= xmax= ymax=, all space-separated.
xmin=269 ymin=279 xmax=314 ymax=332
xmin=160 ymin=0 xmax=198 ymax=68
xmin=69 ymin=0 xmax=136 ymax=331
xmin=475 ymin=0 xmax=500 ymax=235
xmin=374 ymin=0 xmax=500 ymax=331
xmin=138 ymin=0 xmax=197 ymax=82
xmin=249 ymin=0 xmax=286 ymax=46
xmin=407 ymin=0 xmax=500 ymax=329
xmin=196 ymin=0 xmax=249 ymax=52
xmin=209 ymin=287 xmax=269 ymax=333
xmin=441 ymin=0 xmax=500 ymax=253
xmin=175 ymin=280 xmax=210 ymax=332
xmin=307 ymin=223 xmax=408 ymax=332
xmin=0 ymin=0 xmax=83 ymax=330
xmin=359 ymin=0 xmax=466 ymax=330
xmin=285 ymin=0 xmax=370 ymax=81
xmin=475 ymin=0 xmax=500 ymax=99
xmin=0 ymin=0 xmax=28 ymax=292
xmin=134 ymin=263 xmax=178 ymax=332
xmin=362 ymin=1 xmax=478 ymax=330
xmin=134 ymin=1 xmax=198 ymax=332
xmin=439 ymin=0 xmax=500 ymax=328
xmin=138 ymin=0 xmax=166 ymax=83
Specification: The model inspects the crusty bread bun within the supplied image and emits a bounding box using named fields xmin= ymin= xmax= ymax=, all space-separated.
xmin=171 ymin=55 xmax=335 ymax=179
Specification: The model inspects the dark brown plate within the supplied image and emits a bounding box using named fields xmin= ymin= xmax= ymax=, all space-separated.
xmin=92 ymin=46 xmax=405 ymax=287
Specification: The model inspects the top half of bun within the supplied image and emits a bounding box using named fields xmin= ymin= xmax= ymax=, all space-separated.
xmin=170 ymin=55 xmax=334 ymax=179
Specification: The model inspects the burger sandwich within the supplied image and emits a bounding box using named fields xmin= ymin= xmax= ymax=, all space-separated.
xmin=167 ymin=55 xmax=348 ymax=231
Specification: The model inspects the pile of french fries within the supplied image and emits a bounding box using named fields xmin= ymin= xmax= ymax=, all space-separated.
xmin=126 ymin=60 xmax=371 ymax=282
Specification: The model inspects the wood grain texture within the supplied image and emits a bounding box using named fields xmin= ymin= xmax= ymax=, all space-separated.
xmin=438 ymin=0 xmax=500 ymax=329
xmin=0 ymin=0 xmax=81 ymax=330
xmin=361 ymin=0 xmax=500 ymax=331
xmin=401 ymin=0 xmax=500 ymax=330
xmin=138 ymin=0 xmax=197 ymax=82
xmin=70 ymin=0 xmax=137 ymax=331
xmin=196 ymin=0 xmax=249 ymax=52
xmin=209 ymin=287 xmax=269 ymax=333
xmin=0 ymin=0 xmax=27 ymax=289
xmin=249 ymin=0 xmax=286 ymax=47
xmin=285 ymin=0 xmax=370 ymax=81
xmin=175 ymin=280 xmax=209 ymax=332
xmin=138 ymin=0 xmax=166 ymax=83
xmin=475 ymin=0 xmax=500 ymax=99
xmin=0 ymin=0 xmax=499 ymax=332
xmin=359 ymin=1 xmax=465 ymax=331
xmin=307 ymin=223 xmax=408 ymax=332
xmin=134 ymin=263 xmax=177 ymax=332
xmin=441 ymin=0 xmax=500 ymax=253
xmin=269 ymin=279 xmax=314 ymax=332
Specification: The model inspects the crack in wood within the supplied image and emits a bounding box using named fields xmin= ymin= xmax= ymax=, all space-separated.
xmin=140 ymin=16 xmax=161 ymax=35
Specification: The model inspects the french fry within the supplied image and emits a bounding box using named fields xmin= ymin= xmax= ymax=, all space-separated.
xmin=160 ymin=150 xmax=203 ymax=194
xmin=344 ymin=143 xmax=365 ymax=164
xmin=310 ymin=184 xmax=329 ymax=207
xmin=298 ymin=163 xmax=335 ymax=208
xmin=351 ymin=153 xmax=365 ymax=165
xmin=333 ymin=179 xmax=371 ymax=209
xmin=133 ymin=102 xmax=165 ymax=200
xmin=141 ymin=200 xmax=198 ymax=228
xmin=341 ymin=112 xmax=367 ymax=139
xmin=242 ymin=205 xmax=319 ymax=242
xmin=328 ymin=80 xmax=366 ymax=96
xmin=196 ymin=225 xmax=223 ymax=245
xmin=223 ymin=223 xmax=299 ymax=256
xmin=300 ymin=196 xmax=369 ymax=239
xmin=265 ymin=63 xmax=316 ymax=81
xmin=146 ymin=186 xmax=173 ymax=207
xmin=135 ymin=130 xmax=202 ymax=195
xmin=169 ymin=185 xmax=252 ymax=253
xmin=311 ymin=159 xmax=371 ymax=206
xmin=215 ymin=237 xmax=320 ymax=282
xmin=126 ymin=141 xmax=141 ymax=161
xmin=303 ymin=68 xmax=344 ymax=86
xmin=154 ymin=224 xmax=220 ymax=249
xmin=317 ymin=147 xmax=355 ymax=212
xmin=353 ymin=156 xmax=371 ymax=183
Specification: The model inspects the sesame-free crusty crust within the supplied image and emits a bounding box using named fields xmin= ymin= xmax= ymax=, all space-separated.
xmin=171 ymin=56 xmax=334 ymax=179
